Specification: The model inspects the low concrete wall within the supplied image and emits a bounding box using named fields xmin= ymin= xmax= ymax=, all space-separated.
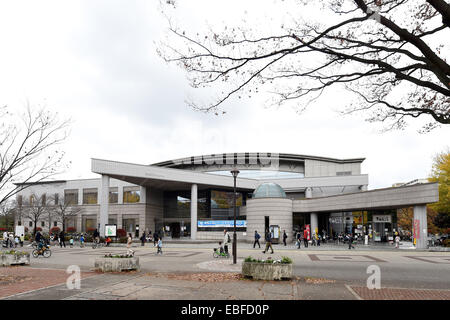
xmin=94 ymin=257 xmax=140 ymax=272
xmin=1 ymin=253 xmax=30 ymax=266
xmin=242 ymin=262 xmax=292 ymax=280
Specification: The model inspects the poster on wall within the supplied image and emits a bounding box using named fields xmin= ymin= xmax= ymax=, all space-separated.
xmin=105 ymin=224 xmax=117 ymax=237
xmin=198 ymin=220 xmax=247 ymax=228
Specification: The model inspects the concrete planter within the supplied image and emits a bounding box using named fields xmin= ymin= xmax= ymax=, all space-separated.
xmin=94 ymin=257 xmax=140 ymax=272
xmin=242 ymin=262 xmax=292 ymax=280
xmin=1 ymin=252 xmax=30 ymax=266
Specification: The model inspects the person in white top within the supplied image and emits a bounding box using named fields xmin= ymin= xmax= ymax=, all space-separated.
xmin=223 ymin=229 xmax=230 ymax=254
xmin=127 ymin=233 xmax=134 ymax=256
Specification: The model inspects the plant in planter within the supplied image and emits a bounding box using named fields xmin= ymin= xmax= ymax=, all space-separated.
xmin=242 ymin=256 xmax=293 ymax=280
xmin=95 ymin=253 xmax=140 ymax=272
xmin=1 ymin=250 xmax=30 ymax=266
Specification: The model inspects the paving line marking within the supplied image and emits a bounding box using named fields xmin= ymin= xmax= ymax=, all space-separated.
xmin=345 ymin=284 xmax=363 ymax=300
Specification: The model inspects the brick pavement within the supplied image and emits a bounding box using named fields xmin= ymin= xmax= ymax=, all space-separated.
xmin=350 ymin=286 xmax=450 ymax=300
xmin=0 ymin=266 xmax=96 ymax=299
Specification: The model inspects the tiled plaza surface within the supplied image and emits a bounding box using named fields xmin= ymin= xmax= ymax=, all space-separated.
xmin=1 ymin=243 xmax=449 ymax=300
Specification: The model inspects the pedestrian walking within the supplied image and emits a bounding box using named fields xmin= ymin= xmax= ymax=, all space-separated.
xmin=80 ymin=234 xmax=85 ymax=248
xmin=14 ymin=236 xmax=19 ymax=248
xmin=59 ymin=231 xmax=66 ymax=248
xmin=127 ymin=233 xmax=134 ymax=256
xmin=153 ymin=231 xmax=159 ymax=247
xmin=347 ymin=233 xmax=354 ymax=249
xmin=317 ymin=234 xmax=321 ymax=246
xmin=395 ymin=234 xmax=400 ymax=249
xmin=296 ymin=231 xmax=302 ymax=249
xmin=8 ymin=233 xmax=14 ymax=248
xmin=69 ymin=237 xmax=74 ymax=248
xmin=140 ymin=232 xmax=146 ymax=246
xmin=253 ymin=230 xmax=261 ymax=248
xmin=303 ymin=229 xmax=309 ymax=248
xmin=262 ymin=229 xmax=274 ymax=254
xmin=223 ymin=229 xmax=231 ymax=254
xmin=19 ymin=234 xmax=24 ymax=247
xmin=283 ymin=230 xmax=288 ymax=246
xmin=157 ymin=238 xmax=163 ymax=255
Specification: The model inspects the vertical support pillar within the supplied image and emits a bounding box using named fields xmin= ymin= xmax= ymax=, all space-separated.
xmin=191 ymin=184 xmax=198 ymax=240
xmin=310 ymin=213 xmax=318 ymax=238
xmin=413 ymin=205 xmax=428 ymax=249
xmin=76 ymin=214 xmax=82 ymax=233
xmin=99 ymin=175 xmax=110 ymax=237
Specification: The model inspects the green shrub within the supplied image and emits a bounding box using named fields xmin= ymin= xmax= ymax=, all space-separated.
xmin=24 ymin=234 xmax=31 ymax=241
xmin=443 ymin=239 xmax=450 ymax=247
xmin=281 ymin=256 xmax=293 ymax=264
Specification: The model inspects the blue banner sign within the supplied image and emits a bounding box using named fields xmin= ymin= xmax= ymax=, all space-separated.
xmin=198 ymin=220 xmax=247 ymax=228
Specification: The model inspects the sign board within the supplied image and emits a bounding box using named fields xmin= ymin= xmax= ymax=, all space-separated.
xmin=105 ymin=224 xmax=117 ymax=237
xmin=373 ymin=215 xmax=392 ymax=223
xmin=15 ymin=226 xmax=25 ymax=237
xmin=198 ymin=220 xmax=247 ymax=228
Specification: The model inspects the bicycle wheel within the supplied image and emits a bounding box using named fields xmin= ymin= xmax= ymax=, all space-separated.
xmin=43 ymin=249 xmax=52 ymax=258
xmin=213 ymin=252 xmax=218 ymax=258
xmin=32 ymin=249 xmax=39 ymax=258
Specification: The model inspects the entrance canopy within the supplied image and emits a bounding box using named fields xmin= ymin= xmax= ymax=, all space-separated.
xmin=293 ymin=182 xmax=438 ymax=213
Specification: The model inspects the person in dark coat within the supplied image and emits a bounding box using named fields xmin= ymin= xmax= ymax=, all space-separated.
xmin=282 ymin=230 xmax=288 ymax=246
xmin=253 ymin=230 xmax=261 ymax=248
xmin=153 ymin=232 xmax=159 ymax=247
xmin=140 ymin=232 xmax=146 ymax=246
xmin=347 ymin=233 xmax=354 ymax=249
xmin=59 ymin=231 xmax=66 ymax=248
xmin=35 ymin=231 xmax=42 ymax=243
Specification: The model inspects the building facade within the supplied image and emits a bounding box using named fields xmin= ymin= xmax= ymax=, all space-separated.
xmin=14 ymin=153 xmax=438 ymax=249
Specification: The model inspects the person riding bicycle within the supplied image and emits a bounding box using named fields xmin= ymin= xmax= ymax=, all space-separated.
xmin=93 ymin=229 xmax=100 ymax=244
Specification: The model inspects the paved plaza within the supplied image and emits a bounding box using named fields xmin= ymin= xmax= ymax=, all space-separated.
xmin=1 ymin=242 xmax=449 ymax=300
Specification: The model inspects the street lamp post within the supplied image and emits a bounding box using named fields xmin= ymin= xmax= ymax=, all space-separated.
xmin=230 ymin=168 xmax=240 ymax=264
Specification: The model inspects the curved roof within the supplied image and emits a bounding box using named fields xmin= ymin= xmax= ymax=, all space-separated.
xmin=152 ymin=152 xmax=365 ymax=169
xmin=253 ymin=182 xmax=287 ymax=198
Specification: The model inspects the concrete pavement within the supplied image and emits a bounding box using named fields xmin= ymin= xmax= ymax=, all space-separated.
xmin=1 ymin=242 xmax=449 ymax=300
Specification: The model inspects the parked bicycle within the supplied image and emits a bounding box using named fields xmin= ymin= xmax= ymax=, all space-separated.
xmin=213 ymin=247 xmax=230 ymax=259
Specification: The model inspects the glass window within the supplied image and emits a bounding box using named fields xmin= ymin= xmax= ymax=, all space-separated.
xmin=210 ymin=190 xmax=243 ymax=220
xmin=53 ymin=221 xmax=58 ymax=227
xmin=83 ymin=188 xmax=98 ymax=205
xmin=123 ymin=186 xmax=140 ymax=203
xmin=64 ymin=189 xmax=78 ymax=205
xmin=54 ymin=193 xmax=59 ymax=205
xmin=41 ymin=221 xmax=45 ymax=227
xmin=17 ymin=195 xmax=22 ymax=207
xmin=29 ymin=221 xmax=33 ymax=227
xmin=207 ymin=170 xmax=305 ymax=179
xmin=109 ymin=187 xmax=118 ymax=203
xmin=41 ymin=194 xmax=47 ymax=206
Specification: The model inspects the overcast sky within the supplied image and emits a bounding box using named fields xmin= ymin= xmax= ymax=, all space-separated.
xmin=0 ymin=0 xmax=448 ymax=190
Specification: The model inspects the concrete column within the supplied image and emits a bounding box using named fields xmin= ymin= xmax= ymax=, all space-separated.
xmin=118 ymin=185 xmax=124 ymax=204
xmin=310 ymin=213 xmax=318 ymax=237
xmin=76 ymin=214 xmax=82 ymax=233
xmin=191 ymin=184 xmax=198 ymax=240
xmin=99 ymin=175 xmax=110 ymax=237
xmin=78 ymin=189 xmax=83 ymax=205
xmin=140 ymin=186 xmax=146 ymax=203
xmin=413 ymin=205 xmax=428 ymax=249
